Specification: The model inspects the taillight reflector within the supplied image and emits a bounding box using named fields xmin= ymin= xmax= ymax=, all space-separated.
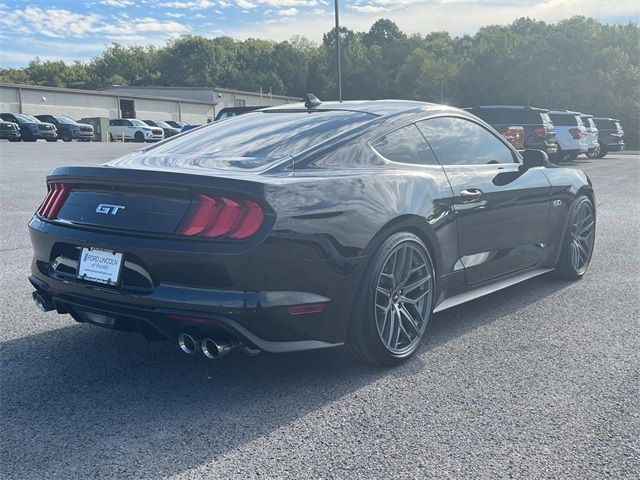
xmin=288 ymin=303 xmax=327 ymax=315
xmin=37 ymin=183 xmax=71 ymax=219
xmin=569 ymin=128 xmax=582 ymax=139
xmin=179 ymin=195 xmax=265 ymax=240
xmin=533 ymin=127 xmax=547 ymax=139
xmin=498 ymin=126 xmax=525 ymax=150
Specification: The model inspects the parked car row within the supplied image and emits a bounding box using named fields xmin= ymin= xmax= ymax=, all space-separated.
xmin=0 ymin=113 xmax=193 ymax=143
xmin=465 ymin=105 xmax=625 ymax=160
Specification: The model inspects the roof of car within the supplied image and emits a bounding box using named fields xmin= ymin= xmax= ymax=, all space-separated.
xmin=548 ymin=110 xmax=582 ymax=115
xmin=593 ymin=117 xmax=620 ymax=121
xmin=465 ymin=105 xmax=549 ymax=112
xmin=579 ymin=114 xmax=594 ymax=118
xmin=263 ymin=99 xmax=433 ymax=117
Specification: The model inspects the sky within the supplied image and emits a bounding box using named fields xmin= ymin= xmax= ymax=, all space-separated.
xmin=0 ymin=0 xmax=638 ymax=67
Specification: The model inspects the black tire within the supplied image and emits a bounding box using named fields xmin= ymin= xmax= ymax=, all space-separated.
xmin=8 ymin=138 xmax=19 ymax=142
xmin=553 ymin=196 xmax=595 ymax=280
xmin=596 ymin=143 xmax=607 ymax=158
xmin=564 ymin=152 xmax=579 ymax=161
xmin=45 ymin=138 xmax=57 ymax=142
xmin=61 ymin=130 xmax=73 ymax=142
xmin=134 ymin=131 xmax=145 ymax=143
xmin=586 ymin=146 xmax=600 ymax=159
xmin=345 ymin=232 xmax=435 ymax=366
xmin=549 ymin=144 xmax=562 ymax=162
xmin=22 ymin=137 xmax=36 ymax=142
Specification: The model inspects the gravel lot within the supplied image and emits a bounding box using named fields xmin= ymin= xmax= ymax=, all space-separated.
xmin=1 ymin=142 xmax=638 ymax=479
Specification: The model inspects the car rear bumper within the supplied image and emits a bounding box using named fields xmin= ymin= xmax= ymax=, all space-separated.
xmin=28 ymin=216 xmax=366 ymax=351
xmin=605 ymin=143 xmax=625 ymax=152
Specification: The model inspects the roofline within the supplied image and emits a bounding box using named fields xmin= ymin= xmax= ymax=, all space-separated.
xmin=465 ymin=105 xmax=549 ymax=112
xmin=548 ymin=110 xmax=582 ymax=115
xmin=0 ymin=83 xmax=218 ymax=106
xmin=593 ymin=117 xmax=621 ymax=121
xmin=100 ymin=85 xmax=299 ymax=102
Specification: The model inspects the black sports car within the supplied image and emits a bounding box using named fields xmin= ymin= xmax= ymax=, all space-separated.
xmin=28 ymin=98 xmax=596 ymax=365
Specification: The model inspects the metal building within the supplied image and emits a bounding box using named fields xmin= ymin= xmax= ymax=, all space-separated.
xmin=100 ymin=86 xmax=299 ymax=111
xmin=0 ymin=83 xmax=299 ymax=125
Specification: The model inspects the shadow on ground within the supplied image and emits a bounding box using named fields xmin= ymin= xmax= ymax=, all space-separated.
xmin=0 ymin=274 xmax=569 ymax=479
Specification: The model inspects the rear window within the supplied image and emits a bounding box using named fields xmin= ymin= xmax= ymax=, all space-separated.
xmin=549 ymin=114 xmax=581 ymax=126
xmin=470 ymin=108 xmax=545 ymax=125
xmin=501 ymin=109 xmax=543 ymax=124
xmin=594 ymin=119 xmax=615 ymax=129
xmin=582 ymin=117 xmax=595 ymax=128
xmin=144 ymin=110 xmax=374 ymax=159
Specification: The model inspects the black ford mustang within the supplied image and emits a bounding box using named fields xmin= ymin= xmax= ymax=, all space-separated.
xmin=28 ymin=98 xmax=596 ymax=365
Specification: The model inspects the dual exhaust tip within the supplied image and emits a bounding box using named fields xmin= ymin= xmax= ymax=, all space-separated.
xmin=178 ymin=333 xmax=254 ymax=359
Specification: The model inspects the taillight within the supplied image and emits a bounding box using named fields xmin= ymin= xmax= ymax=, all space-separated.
xmin=569 ymin=128 xmax=582 ymax=139
xmin=37 ymin=183 xmax=71 ymax=219
xmin=533 ymin=127 xmax=546 ymax=139
xmin=498 ymin=126 xmax=524 ymax=150
xmin=178 ymin=194 xmax=265 ymax=240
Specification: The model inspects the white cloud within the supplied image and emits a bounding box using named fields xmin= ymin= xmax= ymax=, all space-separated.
xmin=159 ymin=0 xmax=215 ymax=8
xmin=0 ymin=6 xmax=189 ymax=41
xmin=166 ymin=12 xmax=185 ymax=17
xmin=0 ymin=7 xmax=102 ymax=38
xmin=351 ymin=5 xmax=390 ymax=13
xmin=100 ymin=0 xmax=134 ymax=7
xmin=279 ymin=7 xmax=298 ymax=16
xmin=236 ymin=0 xmax=257 ymax=9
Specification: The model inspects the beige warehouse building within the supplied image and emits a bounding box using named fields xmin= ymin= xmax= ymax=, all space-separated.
xmin=0 ymin=83 xmax=298 ymax=125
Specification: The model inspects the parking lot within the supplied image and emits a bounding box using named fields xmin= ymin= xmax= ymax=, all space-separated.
xmin=1 ymin=142 xmax=638 ymax=479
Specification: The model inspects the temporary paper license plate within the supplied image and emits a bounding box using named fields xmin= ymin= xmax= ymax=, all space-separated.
xmin=78 ymin=247 xmax=123 ymax=285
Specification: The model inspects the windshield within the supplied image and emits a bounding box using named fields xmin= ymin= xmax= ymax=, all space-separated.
xmin=130 ymin=119 xmax=148 ymax=127
xmin=54 ymin=115 xmax=77 ymax=125
xmin=156 ymin=120 xmax=172 ymax=128
xmin=15 ymin=114 xmax=40 ymax=123
xmin=142 ymin=110 xmax=374 ymax=159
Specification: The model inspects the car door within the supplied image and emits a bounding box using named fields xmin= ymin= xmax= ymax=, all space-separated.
xmin=122 ymin=120 xmax=134 ymax=139
xmin=417 ymin=116 xmax=551 ymax=285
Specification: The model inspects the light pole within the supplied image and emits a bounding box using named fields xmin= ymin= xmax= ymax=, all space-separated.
xmin=334 ymin=0 xmax=342 ymax=102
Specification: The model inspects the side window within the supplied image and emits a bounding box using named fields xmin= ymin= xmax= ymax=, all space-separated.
xmin=417 ymin=117 xmax=516 ymax=165
xmin=370 ymin=124 xmax=438 ymax=165
xmin=124 ymin=120 xmax=132 ymax=126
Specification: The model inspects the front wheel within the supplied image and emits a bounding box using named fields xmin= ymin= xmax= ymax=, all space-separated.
xmin=346 ymin=232 xmax=435 ymax=366
xmin=554 ymin=196 xmax=595 ymax=280
xmin=134 ymin=131 xmax=145 ymax=143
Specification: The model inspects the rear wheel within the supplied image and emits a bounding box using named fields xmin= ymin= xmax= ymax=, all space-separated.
xmin=346 ymin=232 xmax=435 ymax=366
xmin=586 ymin=146 xmax=600 ymax=158
xmin=554 ymin=196 xmax=595 ymax=280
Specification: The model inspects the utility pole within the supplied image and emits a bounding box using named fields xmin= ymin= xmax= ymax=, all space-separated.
xmin=334 ymin=0 xmax=342 ymax=102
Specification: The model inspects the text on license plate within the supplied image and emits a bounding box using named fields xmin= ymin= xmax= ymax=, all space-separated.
xmin=78 ymin=247 xmax=123 ymax=285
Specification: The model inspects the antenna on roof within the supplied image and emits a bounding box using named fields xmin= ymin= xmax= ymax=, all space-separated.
xmin=304 ymin=93 xmax=322 ymax=109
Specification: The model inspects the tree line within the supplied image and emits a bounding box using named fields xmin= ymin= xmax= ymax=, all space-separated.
xmin=1 ymin=16 xmax=638 ymax=147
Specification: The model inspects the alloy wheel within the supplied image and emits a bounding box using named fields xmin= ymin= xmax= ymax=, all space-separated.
xmin=374 ymin=242 xmax=433 ymax=354
xmin=569 ymin=201 xmax=595 ymax=275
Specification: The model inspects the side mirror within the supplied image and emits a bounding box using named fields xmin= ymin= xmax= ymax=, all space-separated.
xmin=522 ymin=149 xmax=549 ymax=168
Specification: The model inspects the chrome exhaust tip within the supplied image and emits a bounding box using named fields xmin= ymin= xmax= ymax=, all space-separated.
xmin=32 ymin=291 xmax=54 ymax=312
xmin=201 ymin=338 xmax=235 ymax=359
xmin=177 ymin=333 xmax=198 ymax=354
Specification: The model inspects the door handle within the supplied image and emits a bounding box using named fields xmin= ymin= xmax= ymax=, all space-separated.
xmin=459 ymin=189 xmax=483 ymax=202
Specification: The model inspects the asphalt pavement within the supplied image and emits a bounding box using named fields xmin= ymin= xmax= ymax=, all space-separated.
xmin=1 ymin=142 xmax=638 ymax=479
